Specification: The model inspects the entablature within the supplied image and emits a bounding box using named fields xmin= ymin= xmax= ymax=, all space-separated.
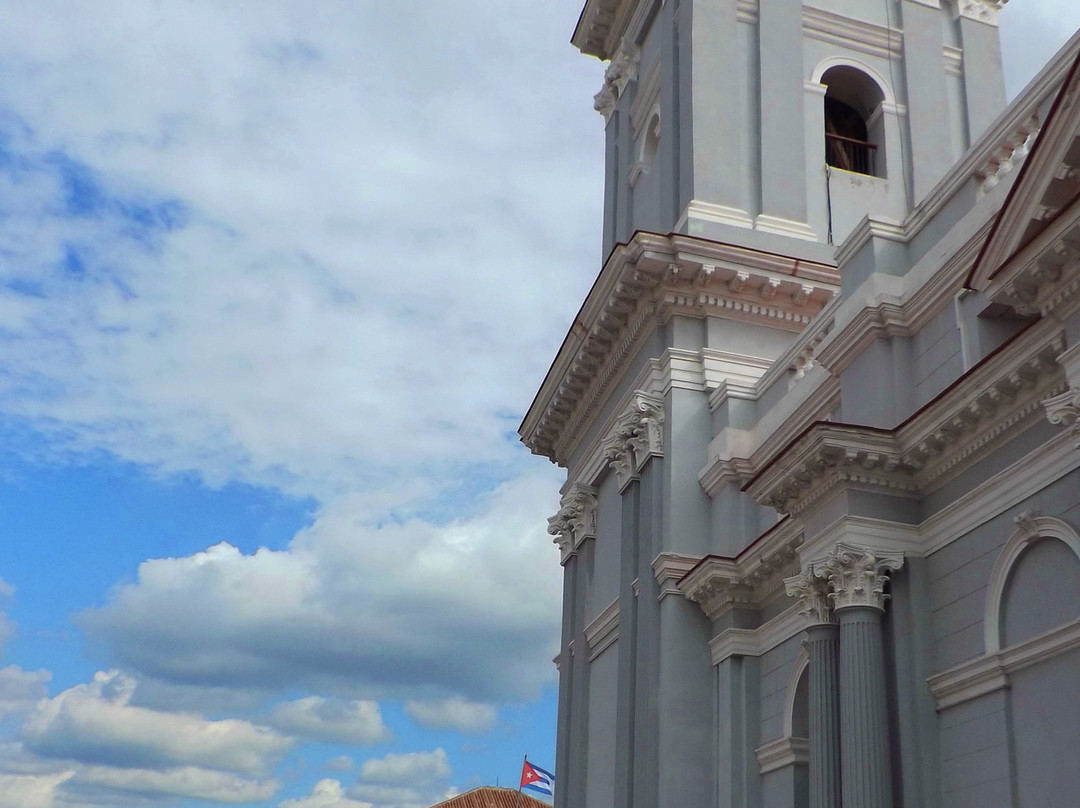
xmin=742 ymin=321 xmax=1068 ymax=515
xmin=520 ymin=232 xmax=839 ymax=465
xmin=678 ymin=518 xmax=803 ymax=621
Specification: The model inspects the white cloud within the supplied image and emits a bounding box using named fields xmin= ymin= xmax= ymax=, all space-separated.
xmin=0 ymin=771 xmax=73 ymax=808
xmin=359 ymin=749 xmax=450 ymax=787
xmin=0 ymin=0 xmax=603 ymax=506
xmin=280 ymin=779 xmax=372 ymax=808
xmin=269 ymin=697 xmax=390 ymax=746
xmin=20 ymin=670 xmax=291 ymax=776
xmin=0 ymin=666 xmax=50 ymax=721
xmin=76 ymin=764 xmax=278 ymax=804
xmin=79 ymin=473 xmax=562 ymax=702
xmin=346 ymin=782 xmax=458 ymax=808
xmin=405 ymin=698 xmax=497 ymax=734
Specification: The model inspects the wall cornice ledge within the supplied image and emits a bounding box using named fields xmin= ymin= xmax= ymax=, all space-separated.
xmin=652 ymin=553 xmax=702 ymax=600
xmin=756 ymin=736 xmax=810 ymax=774
xmin=927 ymin=617 xmax=1080 ymax=710
xmin=520 ymin=232 xmax=838 ymax=466
xmin=710 ymin=604 xmax=804 ymax=665
xmin=679 ymin=521 xmax=803 ymax=620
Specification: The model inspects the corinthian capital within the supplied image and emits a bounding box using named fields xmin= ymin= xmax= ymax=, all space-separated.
xmin=547 ymin=483 xmax=599 ymax=561
xmin=784 ymin=569 xmax=835 ymax=626
xmin=819 ymin=544 xmax=904 ymax=612
xmin=603 ymin=391 xmax=665 ymax=490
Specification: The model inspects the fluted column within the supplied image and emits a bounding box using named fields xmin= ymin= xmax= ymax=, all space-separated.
xmin=785 ymin=572 xmax=841 ymax=808
xmin=822 ymin=545 xmax=904 ymax=808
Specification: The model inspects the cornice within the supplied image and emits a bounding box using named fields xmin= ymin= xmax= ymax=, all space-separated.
xmin=709 ymin=603 xmax=804 ymax=665
xmin=982 ymin=195 xmax=1080 ymax=319
xmin=521 ymin=232 xmax=839 ymax=465
xmin=679 ymin=519 xmax=803 ymax=621
xmin=803 ymin=6 xmax=903 ymax=62
xmin=652 ymin=552 xmax=702 ymax=600
xmin=744 ymin=423 xmax=917 ymax=516
xmin=573 ymin=0 xmax=658 ymax=61
xmin=747 ymin=321 xmax=1068 ymax=515
xmin=927 ymin=616 xmax=1080 ymax=710
xmin=756 ymin=737 xmax=810 ymax=774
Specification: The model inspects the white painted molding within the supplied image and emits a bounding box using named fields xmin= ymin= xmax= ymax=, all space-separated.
xmin=810 ymin=55 xmax=898 ymax=106
xmin=710 ymin=604 xmax=804 ymax=665
xmin=652 ymin=553 xmax=702 ymax=600
xmin=754 ymin=214 xmax=818 ymax=242
xmin=928 ymin=616 xmax=1080 ymax=711
xmin=681 ymin=520 xmax=803 ymax=620
xmin=803 ymin=7 xmax=903 ymax=63
xmin=782 ymin=647 xmax=810 ymax=737
xmin=756 ymin=736 xmax=809 ymax=774
xmin=983 ymin=513 xmax=1080 ymax=655
xmin=585 ymin=597 xmax=620 ymax=661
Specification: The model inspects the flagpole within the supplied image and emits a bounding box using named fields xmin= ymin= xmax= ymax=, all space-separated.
xmin=514 ymin=754 xmax=525 ymax=808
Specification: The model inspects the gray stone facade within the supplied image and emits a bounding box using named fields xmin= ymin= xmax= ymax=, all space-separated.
xmin=523 ymin=1 xmax=1080 ymax=807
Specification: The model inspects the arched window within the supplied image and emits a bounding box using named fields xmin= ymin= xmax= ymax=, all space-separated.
xmin=820 ymin=66 xmax=886 ymax=178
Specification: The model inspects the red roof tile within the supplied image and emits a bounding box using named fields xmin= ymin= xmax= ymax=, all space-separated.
xmin=428 ymin=786 xmax=551 ymax=808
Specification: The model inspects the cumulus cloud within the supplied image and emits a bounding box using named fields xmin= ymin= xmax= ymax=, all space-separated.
xmin=20 ymin=670 xmax=291 ymax=776
xmin=324 ymin=756 xmax=354 ymax=773
xmin=280 ymin=778 xmax=372 ymax=808
xmin=269 ymin=697 xmax=390 ymax=746
xmin=80 ymin=473 xmax=562 ymax=702
xmin=405 ymin=698 xmax=497 ymax=734
xmin=359 ymin=749 xmax=450 ymax=787
xmin=0 ymin=771 xmax=73 ymax=808
xmin=76 ymin=765 xmax=278 ymax=804
xmin=0 ymin=0 xmax=603 ymax=506
xmin=0 ymin=666 xmax=50 ymax=721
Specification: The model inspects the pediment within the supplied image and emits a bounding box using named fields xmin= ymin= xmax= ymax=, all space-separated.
xmin=968 ymin=51 xmax=1080 ymax=306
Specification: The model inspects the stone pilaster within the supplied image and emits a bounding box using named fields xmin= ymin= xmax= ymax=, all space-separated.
xmin=785 ymin=571 xmax=841 ymax=808
xmin=821 ymin=545 xmax=904 ymax=808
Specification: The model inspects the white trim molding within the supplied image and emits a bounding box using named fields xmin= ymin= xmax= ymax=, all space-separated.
xmin=983 ymin=512 xmax=1080 ymax=655
xmin=710 ymin=604 xmax=804 ymax=665
xmin=782 ymin=647 xmax=811 ymax=738
xmin=927 ymin=616 xmax=1080 ymax=711
xmin=756 ymin=736 xmax=810 ymax=774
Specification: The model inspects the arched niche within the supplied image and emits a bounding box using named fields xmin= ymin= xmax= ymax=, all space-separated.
xmin=783 ymin=647 xmax=810 ymax=740
xmin=984 ymin=514 xmax=1080 ymax=654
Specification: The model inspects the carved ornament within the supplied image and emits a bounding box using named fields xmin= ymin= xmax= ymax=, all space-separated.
xmin=547 ymin=483 xmax=598 ymax=562
xmin=817 ymin=544 xmax=904 ymax=612
xmin=784 ymin=569 xmax=835 ymax=626
xmin=603 ymin=391 xmax=664 ymax=489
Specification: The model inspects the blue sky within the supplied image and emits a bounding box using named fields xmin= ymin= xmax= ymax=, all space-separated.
xmin=0 ymin=2 xmax=1077 ymax=807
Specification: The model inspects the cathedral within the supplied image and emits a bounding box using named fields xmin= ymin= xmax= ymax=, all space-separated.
xmin=520 ymin=1 xmax=1080 ymax=807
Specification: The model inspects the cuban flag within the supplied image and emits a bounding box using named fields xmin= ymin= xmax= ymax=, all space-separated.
xmin=520 ymin=759 xmax=555 ymax=796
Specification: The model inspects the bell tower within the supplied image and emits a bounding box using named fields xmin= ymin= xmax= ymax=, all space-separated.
xmin=577 ymin=0 xmax=1008 ymax=255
